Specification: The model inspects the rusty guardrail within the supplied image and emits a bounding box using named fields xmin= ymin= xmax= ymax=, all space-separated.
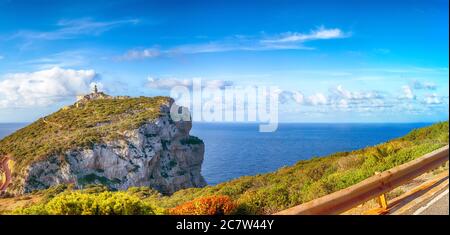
xmin=274 ymin=145 xmax=449 ymax=215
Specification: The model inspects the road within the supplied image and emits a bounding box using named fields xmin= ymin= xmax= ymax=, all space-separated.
xmin=413 ymin=188 xmax=449 ymax=215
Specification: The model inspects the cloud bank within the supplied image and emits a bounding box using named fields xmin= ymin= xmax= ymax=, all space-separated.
xmin=9 ymin=18 xmax=140 ymax=42
xmin=261 ymin=26 xmax=347 ymax=44
xmin=147 ymin=77 xmax=234 ymax=90
xmin=119 ymin=26 xmax=348 ymax=60
xmin=0 ymin=67 xmax=98 ymax=108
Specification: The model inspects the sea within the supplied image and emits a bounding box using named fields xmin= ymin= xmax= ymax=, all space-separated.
xmin=0 ymin=122 xmax=431 ymax=185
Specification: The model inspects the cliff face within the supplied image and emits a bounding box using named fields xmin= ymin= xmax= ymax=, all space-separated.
xmin=1 ymin=95 xmax=206 ymax=195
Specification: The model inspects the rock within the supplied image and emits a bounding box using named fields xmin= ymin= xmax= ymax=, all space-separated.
xmin=5 ymin=97 xmax=206 ymax=195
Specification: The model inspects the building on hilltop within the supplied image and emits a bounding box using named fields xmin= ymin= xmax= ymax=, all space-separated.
xmin=75 ymin=86 xmax=112 ymax=107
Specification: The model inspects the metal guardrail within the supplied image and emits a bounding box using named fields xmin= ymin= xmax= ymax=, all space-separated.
xmin=274 ymin=145 xmax=449 ymax=215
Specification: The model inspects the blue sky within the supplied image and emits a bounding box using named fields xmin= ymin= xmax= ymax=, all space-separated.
xmin=0 ymin=0 xmax=448 ymax=123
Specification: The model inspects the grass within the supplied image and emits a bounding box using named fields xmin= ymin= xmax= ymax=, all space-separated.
xmin=3 ymin=121 xmax=448 ymax=215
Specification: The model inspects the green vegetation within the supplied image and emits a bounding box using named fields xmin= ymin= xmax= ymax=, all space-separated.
xmin=4 ymin=121 xmax=449 ymax=215
xmin=77 ymin=173 xmax=121 ymax=186
xmin=180 ymin=136 xmax=204 ymax=145
xmin=14 ymin=190 xmax=163 ymax=215
xmin=0 ymin=96 xmax=172 ymax=173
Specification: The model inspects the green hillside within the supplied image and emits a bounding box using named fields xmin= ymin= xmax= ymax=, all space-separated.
xmin=0 ymin=96 xmax=172 ymax=173
xmin=7 ymin=121 xmax=448 ymax=215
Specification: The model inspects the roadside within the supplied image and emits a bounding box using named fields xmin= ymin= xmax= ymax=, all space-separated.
xmin=409 ymin=188 xmax=448 ymax=215
xmin=342 ymin=163 xmax=449 ymax=215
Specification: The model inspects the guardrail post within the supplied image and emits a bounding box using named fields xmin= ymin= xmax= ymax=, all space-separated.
xmin=376 ymin=193 xmax=388 ymax=209
xmin=375 ymin=172 xmax=388 ymax=210
xmin=364 ymin=172 xmax=389 ymax=215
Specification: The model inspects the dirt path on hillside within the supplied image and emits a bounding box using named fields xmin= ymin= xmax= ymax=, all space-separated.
xmin=0 ymin=156 xmax=11 ymax=191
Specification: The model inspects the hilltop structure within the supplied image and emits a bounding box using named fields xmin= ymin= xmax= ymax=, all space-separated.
xmin=75 ymin=86 xmax=111 ymax=107
xmin=74 ymin=86 xmax=131 ymax=108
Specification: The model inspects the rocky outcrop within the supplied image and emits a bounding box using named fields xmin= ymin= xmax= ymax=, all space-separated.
xmin=9 ymin=101 xmax=206 ymax=195
xmin=0 ymin=156 xmax=11 ymax=192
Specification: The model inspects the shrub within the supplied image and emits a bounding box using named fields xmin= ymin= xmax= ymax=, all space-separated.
xmin=169 ymin=195 xmax=236 ymax=215
xmin=15 ymin=191 xmax=162 ymax=215
xmin=180 ymin=136 xmax=203 ymax=145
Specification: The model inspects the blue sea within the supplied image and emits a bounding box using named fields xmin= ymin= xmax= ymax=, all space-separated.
xmin=190 ymin=123 xmax=431 ymax=185
xmin=0 ymin=122 xmax=431 ymax=185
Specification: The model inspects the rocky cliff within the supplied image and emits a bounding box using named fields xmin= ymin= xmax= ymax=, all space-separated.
xmin=0 ymin=94 xmax=206 ymax=195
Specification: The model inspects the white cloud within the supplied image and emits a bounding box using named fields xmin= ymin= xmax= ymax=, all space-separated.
xmin=306 ymin=93 xmax=328 ymax=105
xmin=323 ymin=85 xmax=387 ymax=111
xmin=400 ymin=85 xmax=416 ymax=100
xmin=121 ymin=38 xmax=309 ymax=60
xmin=423 ymin=93 xmax=443 ymax=105
xmin=23 ymin=50 xmax=91 ymax=69
xmin=10 ymin=18 xmax=140 ymax=41
xmin=118 ymin=48 xmax=161 ymax=60
xmin=119 ymin=26 xmax=348 ymax=60
xmin=290 ymin=91 xmax=305 ymax=104
xmin=338 ymin=99 xmax=349 ymax=109
xmin=330 ymin=85 xmax=383 ymax=100
xmin=146 ymin=77 xmax=233 ymax=90
xmin=147 ymin=77 xmax=191 ymax=89
xmin=0 ymin=67 xmax=98 ymax=108
xmin=275 ymin=85 xmax=385 ymax=111
xmin=260 ymin=83 xmax=445 ymax=116
xmin=262 ymin=26 xmax=347 ymax=44
xmin=276 ymin=90 xmax=304 ymax=104
xmin=203 ymin=79 xmax=234 ymax=89
xmin=169 ymin=41 xmax=310 ymax=56
xmin=412 ymin=80 xmax=437 ymax=90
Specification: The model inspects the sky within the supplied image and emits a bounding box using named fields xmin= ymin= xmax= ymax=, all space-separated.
xmin=0 ymin=0 xmax=448 ymax=123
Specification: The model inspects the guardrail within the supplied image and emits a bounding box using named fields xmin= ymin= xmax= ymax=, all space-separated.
xmin=274 ymin=145 xmax=449 ymax=215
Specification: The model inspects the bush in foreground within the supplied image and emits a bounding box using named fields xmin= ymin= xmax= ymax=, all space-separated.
xmin=169 ymin=195 xmax=236 ymax=215
xmin=15 ymin=191 xmax=162 ymax=215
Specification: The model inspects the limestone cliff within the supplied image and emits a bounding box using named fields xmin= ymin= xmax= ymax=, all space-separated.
xmin=0 ymin=94 xmax=206 ymax=195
